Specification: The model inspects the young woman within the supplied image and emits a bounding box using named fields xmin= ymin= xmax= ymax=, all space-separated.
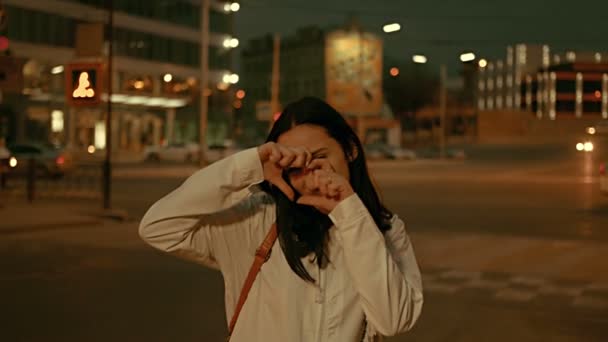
xmin=139 ymin=97 xmax=423 ymax=341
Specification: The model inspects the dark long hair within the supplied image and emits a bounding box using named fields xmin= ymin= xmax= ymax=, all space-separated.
xmin=262 ymin=97 xmax=393 ymax=283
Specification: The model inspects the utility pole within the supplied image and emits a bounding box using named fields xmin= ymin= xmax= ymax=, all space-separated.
xmin=439 ymin=64 xmax=447 ymax=159
xmin=199 ymin=0 xmax=210 ymax=166
xmin=270 ymin=34 xmax=280 ymax=128
xmin=102 ymin=0 xmax=113 ymax=209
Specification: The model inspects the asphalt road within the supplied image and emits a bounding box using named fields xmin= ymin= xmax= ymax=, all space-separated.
xmin=2 ymin=141 xmax=607 ymax=341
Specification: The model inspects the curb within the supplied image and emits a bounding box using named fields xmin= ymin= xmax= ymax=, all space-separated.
xmin=0 ymin=217 xmax=104 ymax=235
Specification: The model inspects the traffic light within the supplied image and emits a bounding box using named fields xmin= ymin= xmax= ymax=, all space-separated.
xmin=65 ymin=62 xmax=103 ymax=106
xmin=0 ymin=2 xmax=9 ymax=55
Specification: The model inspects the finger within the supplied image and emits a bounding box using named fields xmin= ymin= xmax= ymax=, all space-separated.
xmin=269 ymin=145 xmax=282 ymax=163
xmin=259 ymin=142 xmax=275 ymax=161
xmin=315 ymin=170 xmax=332 ymax=196
xmin=273 ymin=178 xmax=295 ymax=201
xmin=327 ymin=182 xmax=340 ymax=198
xmin=277 ymin=147 xmax=296 ymax=168
xmin=304 ymin=148 xmax=313 ymax=167
xmin=290 ymin=148 xmax=308 ymax=169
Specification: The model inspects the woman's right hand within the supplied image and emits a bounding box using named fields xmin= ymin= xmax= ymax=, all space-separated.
xmin=257 ymin=142 xmax=312 ymax=201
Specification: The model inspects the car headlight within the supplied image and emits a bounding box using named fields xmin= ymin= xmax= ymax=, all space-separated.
xmin=584 ymin=142 xmax=594 ymax=152
xmin=9 ymin=156 xmax=17 ymax=168
xmin=576 ymin=143 xmax=584 ymax=151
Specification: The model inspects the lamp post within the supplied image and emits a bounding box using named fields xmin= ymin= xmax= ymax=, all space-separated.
xmin=199 ymin=0 xmax=210 ymax=167
xmin=103 ymin=0 xmax=113 ymax=209
xmin=412 ymin=53 xmax=477 ymax=159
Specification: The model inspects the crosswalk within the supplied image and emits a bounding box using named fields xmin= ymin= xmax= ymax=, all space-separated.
xmin=412 ymin=231 xmax=608 ymax=309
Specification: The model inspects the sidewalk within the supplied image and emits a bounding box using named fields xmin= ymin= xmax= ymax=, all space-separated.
xmin=0 ymin=199 xmax=129 ymax=234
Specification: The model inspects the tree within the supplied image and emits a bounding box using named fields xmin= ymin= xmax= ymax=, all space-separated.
xmin=383 ymin=56 xmax=439 ymax=130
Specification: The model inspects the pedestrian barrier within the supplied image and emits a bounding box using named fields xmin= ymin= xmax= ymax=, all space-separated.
xmin=0 ymin=159 xmax=103 ymax=201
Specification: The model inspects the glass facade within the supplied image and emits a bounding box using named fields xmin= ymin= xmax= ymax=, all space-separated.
xmin=5 ymin=3 xmax=231 ymax=69
xmin=62 ymin=0 xmax=231 ymax=32
xmin=6 ymin=6 xmax=75 ymax=47
xmin=112 ymin=27 xmax=229 ymax=69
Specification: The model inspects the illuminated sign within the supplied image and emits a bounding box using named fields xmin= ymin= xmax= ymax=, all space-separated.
xmin=325 ymin=30 xmax=383 ymax=116
xmin=72 ymin=72 xmax=95 ymax=98
xmin=65 ymin=62 xmax=103 ymax=106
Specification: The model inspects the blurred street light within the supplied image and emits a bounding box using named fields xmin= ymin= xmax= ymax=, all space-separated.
xmin=382 ymin=23 xmax=401 ymax=33
xmin=51 ymin=65 xmax=64 ymax=74
xmin=460 ymin=52 xmax=476 ymax=62
xmin=478 ymin=58 xmax=488 ymax=68
xmin=412 ymin=55 xmax=427 ymax=64
xmin=236 ymin=89 xmax=246 ymax=99
xmin=389 ymin=67 xmax=399 ymax=77
xmin=163 ymin=73 xmax=172 ymax=82
xmin=223 ymin=73 xmax=239 ymax=84
xmin=223 ymin=37 xmax=239 ymax=48
xmin=224 ymin=2 xmax=240 ymax=12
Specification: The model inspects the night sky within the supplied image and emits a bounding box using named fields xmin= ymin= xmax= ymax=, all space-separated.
xmin=235 ymin=0 xmax=608 ymax=74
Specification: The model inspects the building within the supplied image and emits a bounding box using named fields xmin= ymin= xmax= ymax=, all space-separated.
xmin=527 ymin=61 xmax=608 ymax=120
xmin=477 ymin=44 xmax=550 ymax=112
xmin=238 ymin=26 xmax=326 ymax=143
xmin=477 ymin=43 xmax=608 ymax=120
xmin=0 ymin=0 xmax=240 ymax=156
xmin=239 ymin=23 xmax=398 ymax=145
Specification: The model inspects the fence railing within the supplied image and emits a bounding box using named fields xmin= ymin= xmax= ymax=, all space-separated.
xmin=0 ymin=159 xmax=103 ymax=202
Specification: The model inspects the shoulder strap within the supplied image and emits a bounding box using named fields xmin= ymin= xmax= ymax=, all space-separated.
xmin=227 ymin=223 xmax=278 ymax=339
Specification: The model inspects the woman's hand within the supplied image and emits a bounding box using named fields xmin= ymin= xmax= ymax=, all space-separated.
xmin=296 ymin=159 xmax=355 ymax=214
xmin=258 ymin=142 xmax=312 ymax=201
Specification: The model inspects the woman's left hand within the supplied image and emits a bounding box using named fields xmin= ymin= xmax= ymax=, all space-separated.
xmin=296 ymin=159 xmax=355 ymax=214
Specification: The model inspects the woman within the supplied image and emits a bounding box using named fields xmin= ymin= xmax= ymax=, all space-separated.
xmin=139 ymin=97 xmax=423 ymax=341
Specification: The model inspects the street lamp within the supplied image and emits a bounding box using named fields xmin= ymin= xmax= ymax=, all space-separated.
xmin=382 ymin=23 xmax=401 ymax=33
xmin=460 ymin=52 xmax=476 ymax=63
xmin=412 ymin=55 xmax=428 ymax=64
xmin=223 ymin=37 xmax=239 ymax=48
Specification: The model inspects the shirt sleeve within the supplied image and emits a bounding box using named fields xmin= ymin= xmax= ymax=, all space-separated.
xmin=328 ymin=194 xmax=424 ymax=337
xmin=138 ymin=147 xmax=269 ymax=269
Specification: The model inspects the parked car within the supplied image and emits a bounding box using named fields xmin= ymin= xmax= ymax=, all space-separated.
xmin=364 ymin=143 xmax=417 ymax=160
xmin=0 ymin=145 xmax=17 ymax=174
xmin=415 ymin=146 xmax=467 ymax=159
xmin=8 ymin=143 xmax=75 ymax=177
xmin=143 ymin=142 xmax=200 ymax=163
xmin=143 ymin=142 xmax=243 ymax=163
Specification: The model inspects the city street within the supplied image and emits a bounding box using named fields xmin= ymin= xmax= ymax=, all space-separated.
xmin=2 ymin=142 xmax=608 ymax=341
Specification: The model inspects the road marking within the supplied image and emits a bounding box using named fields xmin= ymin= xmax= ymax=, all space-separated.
xmin=495 ymin=288 xmax=537 ymax=302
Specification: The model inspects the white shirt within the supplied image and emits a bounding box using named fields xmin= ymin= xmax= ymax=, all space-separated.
xmin=139 ymin=148 xmax=424 ymax=342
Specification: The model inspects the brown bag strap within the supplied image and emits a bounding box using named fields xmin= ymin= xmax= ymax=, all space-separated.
xmin=227 ymin=223 xmax=278 ymax=339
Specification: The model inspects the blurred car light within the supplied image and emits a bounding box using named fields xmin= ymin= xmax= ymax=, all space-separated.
xmin=9 ymin=156 xmax=17 ymax=168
